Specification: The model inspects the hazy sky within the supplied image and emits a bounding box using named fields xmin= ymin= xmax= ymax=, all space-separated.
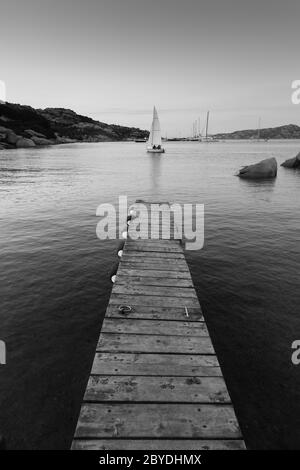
xmin=1 ymin=0 xmax=300 ymax=135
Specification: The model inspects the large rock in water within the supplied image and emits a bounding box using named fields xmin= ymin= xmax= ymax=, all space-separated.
xmin=238 ymin=157 xmax=277 ymax=179
xmin=281 ymin=152 xmax=300 ymax=169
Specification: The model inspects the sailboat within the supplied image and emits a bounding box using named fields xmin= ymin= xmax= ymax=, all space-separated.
xmin=251 ymin=117 xmax=268 ymax=142
xmin=199 ymin=111 xmax=219 ymax=142
xmin=147 ymin=106 xmax=165 ymax=153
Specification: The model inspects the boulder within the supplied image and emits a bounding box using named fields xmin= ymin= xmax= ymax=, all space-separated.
xmin=15 ymin=137 xmax=36 ymax=148
xmin=281 ymin=152 xmax=300 ymax=169
xmin=6 ymin=130 xmax=18 ymax=145
xmin=238 ymin=157 xmax=277 ymax=179
xmin=24 ymin=129 xmax=47 ymax=139
xmin=31 ymin=136 xmax=53 ymax=146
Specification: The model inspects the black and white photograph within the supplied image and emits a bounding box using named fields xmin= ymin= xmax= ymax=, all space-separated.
xmin=0 ymin=0 xmax=300 ymax=456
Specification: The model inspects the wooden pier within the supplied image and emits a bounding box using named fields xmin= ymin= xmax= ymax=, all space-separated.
xmin=72 ymin=201 xmax=245 ymax=450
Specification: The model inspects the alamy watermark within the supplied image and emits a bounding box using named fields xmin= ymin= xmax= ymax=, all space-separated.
xmin=291 ymin=340 xmax=300 ymax=365
xmin=96 ymin=196 xmax=204 ymax=250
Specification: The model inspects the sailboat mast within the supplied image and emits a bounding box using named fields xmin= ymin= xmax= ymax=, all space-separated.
xmin=205 ymin=111 xmax=210 ymax=139
xmin=258 ymin=117 xmax=261 ymax=140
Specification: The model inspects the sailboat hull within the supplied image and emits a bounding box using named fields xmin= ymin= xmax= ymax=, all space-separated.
xmin=147 ymin=148 xmax=165 ymax=153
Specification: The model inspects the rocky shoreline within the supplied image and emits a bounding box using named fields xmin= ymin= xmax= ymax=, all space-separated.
xmin=0 ymin=102 xmax=148 ymax=150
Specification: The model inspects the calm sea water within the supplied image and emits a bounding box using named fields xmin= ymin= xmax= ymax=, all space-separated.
xmin=0 ymin=141 xmax=299 ymax=449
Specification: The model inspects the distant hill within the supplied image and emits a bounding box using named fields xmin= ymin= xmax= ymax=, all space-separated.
xmin=213 ymin=124 xmax=300 ymax=140
xmin=0 ymin=102 xmax=148 ymax=149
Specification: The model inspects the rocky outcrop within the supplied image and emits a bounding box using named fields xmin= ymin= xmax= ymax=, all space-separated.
xmin=281 ymin=152 xmax=300 ymax=169
xmin=237 ymin=157 xmax=277 ymax=179
xmin=0 ymin=102 xmax=148 ymax=150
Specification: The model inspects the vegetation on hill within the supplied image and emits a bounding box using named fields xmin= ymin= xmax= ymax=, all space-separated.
xmin=213 ymin=124 xmax=300 ymax=140
xmin=0 ymin=102 xmax=148 ymax=149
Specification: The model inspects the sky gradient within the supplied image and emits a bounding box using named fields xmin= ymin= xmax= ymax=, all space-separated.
xmin=1 ymin=0 xmax=300 ymax=135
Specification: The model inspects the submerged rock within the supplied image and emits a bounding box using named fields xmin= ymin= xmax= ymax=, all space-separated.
xmin=281 ymin=152 xmax=300 ymax=169
xmin=238 ymin=157 xmax=277 ymax=179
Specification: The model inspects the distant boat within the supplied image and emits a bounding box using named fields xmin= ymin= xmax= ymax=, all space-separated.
xmin=147 ymin=106 xmax=165 ymax=153
xmin=135 ymin=138 xmax=147 ymax=143
xmin=200 ymin=111 xmax=218 ymax=142
xmin=251 ymin=117 xmax=268 ymax=142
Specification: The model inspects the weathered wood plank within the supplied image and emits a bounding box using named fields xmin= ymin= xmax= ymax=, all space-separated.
xmin=127 ymin=237 xmax=180 ymax=243
xmin=120 ymin=258 xmax=187 ymax=267
xmin=122 ymin=251 xmax=185 ymax=259
xmin=101 ymin=319 xmax=208 ymax=336
xmin=119 ymin=262 xmax=188 ymax=272
xmin=128 ymin=223 xmax=177 ymax=228
xmin=105 ymin=305 xmax=204 ymax=321
xmin=125 ymin=244 xmax=182 ymax=253
xmin=110 ymin=294 xmax=201 ymax=308
xmin=112 ymin=284 xmax=198 ymax=299
xmin=74 ymin=403 xmax=242 ymax=439
xmin=97 ymin=333 xmax=214 ymax=354
xmin=84 ymin=375 xmax=230 ymax=403
xmin=91 ymin=353 xmax=221 ymax=376
xmin=116 ymin=268 xmax=192 ymax=280
xmin=72 ymin=439 xmax=246 ymax=450
xmin=127 ymin=235 xmax=182 ymax=241
xmin=116 ymin=276 xmax=194 ymax=288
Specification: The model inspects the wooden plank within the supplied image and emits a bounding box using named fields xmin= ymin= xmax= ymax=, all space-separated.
xmin=116 ymin=268 xmax=192 ymax=280
xmin=84 ymin=375 xmax=230 ymax=403
xmin=122 ymin=251 xmax=185 ymax=259
xmin=119 ymin=262 xmax=188 ymax=272
xmin=97 ymin=333 xmax=215 ymax=354
xmin=125 ymin=244 xmax=182 ymax=253
xmin=120 ymin=257 xmax=187 ymax=267
xmin=74 ymin=403 xmax=242 ymax=439
xmin=72 ymin=439 xmax=246 ymax=450
xmin=91 ymin=353 xmax=221 ymax=376
xmin=105 ymin=305 xmax=204 ymax=321
xmin=116 ymin=276 xmax=194 ymax=288
xmin=102 ymin=318 xmax=208 ymax=336
xmin=127 ymin=239 xmax=181 ymax=244
xmin=112 ymin=284 xmax=198 ymax=299
xmin=110 ymin=294 xmax=201 ymax=308
xmin=133 ymin=222 xmax=176 ymax=227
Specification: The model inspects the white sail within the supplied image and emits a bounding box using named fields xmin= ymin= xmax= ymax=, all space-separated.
xmin=147 ymin=106 xmax=162 ymax=147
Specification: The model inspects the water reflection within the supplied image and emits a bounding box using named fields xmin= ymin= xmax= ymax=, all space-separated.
xmin=148 ymin=153 xmax=162 ymax=196
xmin=238 ymin=177 xmax=276 ymax=190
